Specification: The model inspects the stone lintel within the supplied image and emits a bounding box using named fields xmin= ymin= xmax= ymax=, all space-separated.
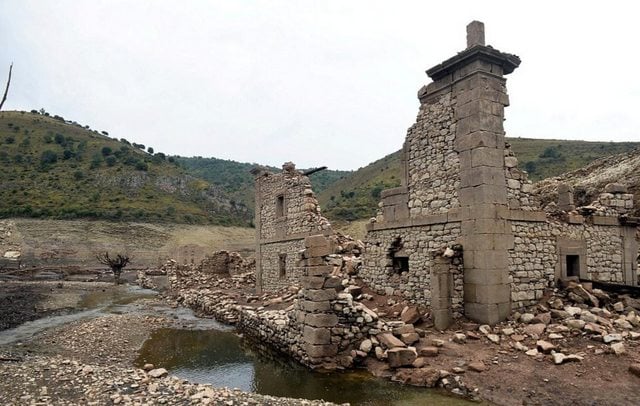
xmin=506 ymin=210 xmax=547 ymax=222
xmin=260 ymin=229 xmax=332 ymax=245
xmin=381 ymin=186 xmax=408 ymax=198
xmin=592 ymin=216 xmax=620 ymax=226
xmin=367 ymin=213 xmax=461 ymax=231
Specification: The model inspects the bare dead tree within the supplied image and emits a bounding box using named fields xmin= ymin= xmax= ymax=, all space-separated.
xmin=0 ymin=63 xmax=13 ymax=111
xmin=96 ymin=252 xmax=130 ymax=284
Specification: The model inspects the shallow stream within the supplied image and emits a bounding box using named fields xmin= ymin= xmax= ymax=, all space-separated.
xmin=1 ymin=285 xmax=472 ymax=405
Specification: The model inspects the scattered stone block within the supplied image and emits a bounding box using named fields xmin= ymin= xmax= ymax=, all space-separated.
xmin=419 ymin=346 xmax=439 ymax=357
xmin=524 ymin=323 xmax=546 ymax=337
xmin=611 ymin=342 xmax=625 ymax=355
xmin=148 ymin=368 xmax=168 ymax=378
xmin=387 ymin=348 xmax=417 ymax=368
xmin=400 ymin=332 xmax=420 ymax=345
xmin=536 ymin=340 xmax=556 ymax=354
xmin=603 ymin=334 xmax=623 ymax=344
xmin=629 ymin=364 xmax=640 ymax=378
xmin=377 ymin=332 xmax=406 ymax=349
xmin=565 ymin=319 xmax=586 ymax=330
xmin=400 ymin=306 xmax=421 ymax=324
xmin=359 ymin=339 xmax=372 ymax=353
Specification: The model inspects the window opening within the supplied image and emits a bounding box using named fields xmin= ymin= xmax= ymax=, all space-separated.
xmin=566 ymin=255 xmax=580 ymax=277
xmin=387 ymin=237 xmax=409 ymax=274
xmin=276 ymin=195 xmax=285 ymax=218
xmin=278 ymin=253 xmax=287 ymax=279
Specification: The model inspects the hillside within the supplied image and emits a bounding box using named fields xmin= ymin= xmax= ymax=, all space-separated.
xmin=0 ymin=111 xmax=250 ymax=225
xmin=507 ymin=138 xmax=640 ymax=181
xmin=317 ymin=138 xmax=640 ymax=222
xmin=177 ymin=156 xmax=351 ymax=214
xmin=0 ymin=218 xmax=254 ymax=269
xmin=318 ymin=152 xmax=402 ymax=221
xmin=534 ymin=148 xmax=640 ymax=216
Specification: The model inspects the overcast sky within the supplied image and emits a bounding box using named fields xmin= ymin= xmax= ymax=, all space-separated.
xmin=1 ymin=1 xmax=639 ymax=170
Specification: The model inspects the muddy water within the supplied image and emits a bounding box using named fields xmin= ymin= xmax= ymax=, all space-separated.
xmin=136 ymin=328 xmax=472 ymax=405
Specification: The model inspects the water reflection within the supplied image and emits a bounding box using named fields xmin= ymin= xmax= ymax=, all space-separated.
xmin=136 ymin=328 xmax=472 ymax=406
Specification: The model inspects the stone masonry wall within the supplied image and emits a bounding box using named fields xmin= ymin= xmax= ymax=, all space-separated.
xmin=504 ymin=144 xmax=537 ymax=211
xmin=260 ymin=240 xmax=305 ymax=291
xmin=407 ymin=93 xmax=460 ymax=217
xmin=509 ymin=221 xmax=557 ymax=307
xmin=256 ymin=164 xmax=331 ymax=241
xmin=362 ymin=223 xmax=463 ymax=313
xmin=510 ymin=219 xmax=627 ymax=308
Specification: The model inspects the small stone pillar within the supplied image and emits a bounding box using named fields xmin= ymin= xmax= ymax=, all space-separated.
xmin=299 ymin=235 xmax=339 ymax=366
xmin=431 ymin=255 xmax=453 ymax=330
xmin=557 ymin=183 xmax=575 ymax=211
xmin=466 ymin=21 xmax=485 ymax=48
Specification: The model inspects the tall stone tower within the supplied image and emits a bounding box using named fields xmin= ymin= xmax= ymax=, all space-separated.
xmin=422 ymin=21 xmax=520 ymax=324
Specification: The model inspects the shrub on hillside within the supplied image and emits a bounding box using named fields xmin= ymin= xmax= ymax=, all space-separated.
xmin=40 ymin=150 xmax=58 ymax=166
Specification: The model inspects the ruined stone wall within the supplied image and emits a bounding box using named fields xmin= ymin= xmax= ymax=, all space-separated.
xmin=509 ymin=221 xmax=557 ymax=307
xmin=362 ymin=223 xmax=463 ymax=313
xmin=557 ymin=223 xmax=624 ymax=282
xmin=254 ymin=164 xmax=333 ymax=292
xmin=504 ymin=145 xmax=538 ymax=211
xmin=256 ymin=166 xmax=331 ymax=241
xmin=509 ymin=219 xmax=629 ymax=308
xmin=406 ymin=93 xmax=460 ymax=217
xmin=259 ymin=240 xmax=305 ymax=291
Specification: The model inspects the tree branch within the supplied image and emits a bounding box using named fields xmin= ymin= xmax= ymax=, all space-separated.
xmin=0 ymin=63 xmax=13 ymax=111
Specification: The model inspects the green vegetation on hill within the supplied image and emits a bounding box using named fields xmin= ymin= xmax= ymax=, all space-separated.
xmin=507 ymin=138 xmax=640 ymax=181
xmin=177 ymin=157 xmax=351 ymax=214
xmin=0 ymin=111 xmax=249 ymax=225
xmin=317 ymin=138 xmax=640 ymax=222
xmin=318 ymin=152 xmax=402 ymax=221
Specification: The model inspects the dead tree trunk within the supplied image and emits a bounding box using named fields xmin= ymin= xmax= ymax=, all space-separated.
xmin=0 ymin=63 xmax=13 ymax=111
xmin=96 ymin=252 xmax=130 ymax=284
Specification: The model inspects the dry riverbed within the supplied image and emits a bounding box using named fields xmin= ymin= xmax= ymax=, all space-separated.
xmin=0 ymin=281 xmax=337 ymax=405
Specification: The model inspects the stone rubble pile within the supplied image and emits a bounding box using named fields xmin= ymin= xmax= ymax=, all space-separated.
xmin=448 ymin=279 xmax=640 ymax=369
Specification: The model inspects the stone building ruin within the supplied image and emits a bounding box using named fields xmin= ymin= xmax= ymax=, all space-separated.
xmin=254 ymin=22 xmax=640 ymax=326
xmin=251 ymin=162 xmax=332 ymax=292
